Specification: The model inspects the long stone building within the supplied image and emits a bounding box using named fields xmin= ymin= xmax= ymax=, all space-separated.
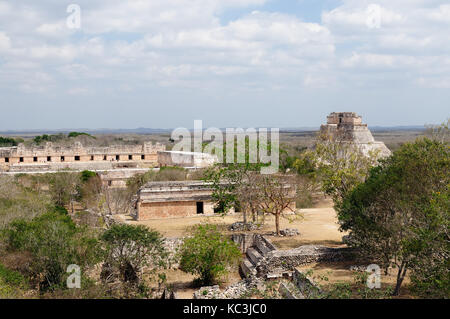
xmin=319 ymin=112 xmax=391 ymax=157
xmin=0 ymin=141 xmax=165 ymax=172
xmin=135 ymin=179 xmax=297 ymax=220
xmin=135 ymin=181 xmax=220 ymax=220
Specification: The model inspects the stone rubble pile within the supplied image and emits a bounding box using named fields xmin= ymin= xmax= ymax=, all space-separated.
xmin=279 ymin=228 xmax=300 ymax=237
xmin=349 ymin=265 xmax=368 ymax=272
xmin=229 ymin=222 xmax=260 ymax=231
xmin=162 ymin=238 xmax=183 ymax=268
xmin=193 ymin=276 xmax=266 ymax=299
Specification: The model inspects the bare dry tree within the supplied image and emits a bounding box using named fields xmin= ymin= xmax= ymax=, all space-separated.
xmin=249 ymin=174 xmax=299 ymax=236
xmin=425 ymin=119 xmax=449 ymax=144
xmin=235 ymin=172 xmax=264 ymax=224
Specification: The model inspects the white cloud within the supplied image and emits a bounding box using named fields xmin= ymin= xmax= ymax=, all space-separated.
xmin=36 ymin=21 xmax=73 ymax=38
xmin=427 ymin=4 xmax=450 ymax=24
xmin=0 ymin=31 xmax=11 ymax=51
xmin=0 ymin=0 xmax=449 ymax=99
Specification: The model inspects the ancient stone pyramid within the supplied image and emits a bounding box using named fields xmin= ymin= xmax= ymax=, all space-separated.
xmin=319 ymin=112 xmax=391 ymax=158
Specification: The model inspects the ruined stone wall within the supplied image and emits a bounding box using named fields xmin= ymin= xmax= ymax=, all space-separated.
xmin=99 ymin=168 xmax=150 ymax=188
xmin=256 ymin=245 xmax=355 ymax=277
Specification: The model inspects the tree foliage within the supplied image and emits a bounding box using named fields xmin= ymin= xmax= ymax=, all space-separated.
xmin=101 ymin=224 xmax=168 ymax=288
xmin=2 ymin=209 xmax=101 ymax=292
xmin=68 ymin=132 xmax=95 ymax=139
xmin=0 ymin=137 xmax=18 ymax=147
xmin=339 ymin=138 xmax=449 ymax=296
xmin=179 ymin=224 xmax=241 ymax=285
xmin=203 ymin=163 xmax=261 ymax=216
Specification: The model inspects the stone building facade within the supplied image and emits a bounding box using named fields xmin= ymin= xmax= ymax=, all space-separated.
xmin=135 ymin=181 xmax=219 ymax=220
xmin=0 ymin=141 xmax=165 ymax=172
xmin=319 ymin=112 xmax=391 ymax=157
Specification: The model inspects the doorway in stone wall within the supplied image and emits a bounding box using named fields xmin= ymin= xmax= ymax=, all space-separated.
xmin=196 ymin=202 xmax=204 ymax=214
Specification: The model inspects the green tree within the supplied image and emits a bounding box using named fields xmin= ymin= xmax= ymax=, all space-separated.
xmin=409 ymin=189 xmax=449 ymax=298
xmin=101 ymin=224 xmax=168 ymax=288
xmin=203 ymin=163 xmax=260 ymax=220
xmin=179 ymin=224 xmax=241 ymax=285
xmin=2 ymin=209 xmax=101 ymax=292
xmin=33 ymin=133 xmax=65 ymax=145
xmin=80 ymin=170 xmax=97 ymax=183
xmin=68 ymin=132 xmax=95 ymax=139
xmin=0 ymin=137 xmax=18 ymax=147
xmin=339 ymin=138 xmax=449 ymax=296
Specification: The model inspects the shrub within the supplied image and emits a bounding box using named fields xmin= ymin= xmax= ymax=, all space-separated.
xmin=179 ymin=224 xmax=241 ymax=285
xmin=48 ymin=172 xmax=81 ymax=209
xmin=101 ymin=224 xmax=168 ymax=287
xmin=2 ymin=210 xmax=101 ymax=292
xmin=0 ymin=263 xmax=28 ymax=289
xmin=0 ymin=175 xmax=52 ymax=228
xmin=80 ymin=170 xmax=97 ymax=183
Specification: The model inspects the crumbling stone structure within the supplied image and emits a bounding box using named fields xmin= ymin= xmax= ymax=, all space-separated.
xmin=0 ymin=141 xmax=165 ymax=172
xmin=136 ymin=180 xmax=296 ymax=220
xmin=135 ymin=180 xmax=221 ymax=220
xmin=238 ymin=234 xmax=354 ymax=280
xmin=320 ymin=112 xmax=391 ymax=157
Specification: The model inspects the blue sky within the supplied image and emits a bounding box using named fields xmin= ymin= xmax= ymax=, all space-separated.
xmin=220 ymin=0 xmax=342 ymax=24
xmin=0 ymin=0 xmax=449 ymax=130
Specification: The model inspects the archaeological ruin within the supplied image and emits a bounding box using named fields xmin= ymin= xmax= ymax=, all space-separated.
xmin=135 ymin=179 xmax=297 ymax=220
xmin=320 ymin=112 xmax=391 ymax=157
xmin=135 ymin=180 xmax=221 ymax=220
xmin=0 ymin=141 xmax=165 ymax=172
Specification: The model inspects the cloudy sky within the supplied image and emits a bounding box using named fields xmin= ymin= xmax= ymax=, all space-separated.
xmin=0 ymin=0 xmax=449 ymax=130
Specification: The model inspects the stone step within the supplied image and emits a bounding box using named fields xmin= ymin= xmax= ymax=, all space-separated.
xmin=266 ymin=272 xmax=283 ymax=279
xmin=240 ymin=258 xmax=257 ymax=278
xmin=246 ymin=247 xmax=263 ymax=265
xmin=255 ymin=239 xmax=273 ymax=256
xmin=266 ymin=268 xmax=293 ymax=280
xmin=279 ymin=282 xmax=305 ymax=299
